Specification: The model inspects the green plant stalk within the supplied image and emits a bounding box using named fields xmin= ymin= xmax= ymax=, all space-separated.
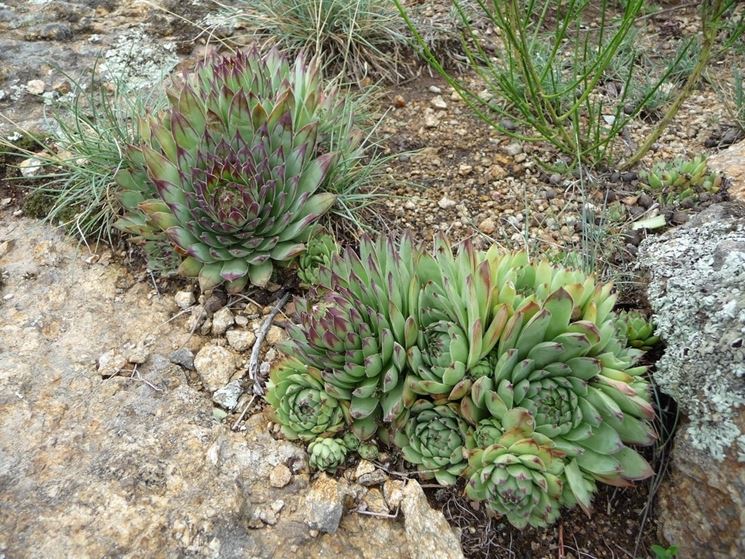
xmin=622 ymin=0 xmax=742 ymax=169
xmin=397 ymin=0 xmax=653 ymax=167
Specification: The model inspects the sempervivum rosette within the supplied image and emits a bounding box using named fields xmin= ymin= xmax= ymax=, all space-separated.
xmin=265 ymin=358 xmax=345 ymax=441
xmin=308 ymin=437 xmax=348 ymax=472
xmin=115 ymin=48 xmax=342 ymax=291
xmin=393 ymin=399 xmax=469 ymax=485
xmin=465 ymin=408 xmax=566 ymax=529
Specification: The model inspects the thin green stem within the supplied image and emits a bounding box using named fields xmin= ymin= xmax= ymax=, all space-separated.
xmin=621 ymin=0 xmax=725 ymax=169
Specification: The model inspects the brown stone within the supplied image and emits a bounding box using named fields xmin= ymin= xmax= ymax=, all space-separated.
xmin=709 ymin=140 xmax=745 ymax=202
xmin=0 ymin=218 xmax=411 ymax=559
xmin=269 ymin=463 xmax=293 ymax=488
xmin=658 ymin=418 xmax=745 ymax=558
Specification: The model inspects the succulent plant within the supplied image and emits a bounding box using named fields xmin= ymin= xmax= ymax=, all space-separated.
xmin=411 ymin=239 xmax=655 ymax=513
xmin=393 ymin=399 xmax=469 ymax=485
xmin=286 ymin=235 xmax=421 ymax=439
xmin=641 ymin=155 xmax=723 ymax=206
xmin=342 ymin=431 xmax=361 ymax=451
xmin=407 ymin=320 xmax=471 ymax=400
xmin=265 ymin=358 xmax=345 ymax=441
xmin=269 ymin=234 xmax=657 ymax=528
xmin=297 ymin=232 xmax=340 ymax=287
xmin=467 ymin=417 xmax=504 ymax=449
xmin=617 ymin=310 xmax=660 ymax=351
xmin=115 ymin=48 xmax=348 ymax=291
xmin=358 ymin=442 xmax=380 ymax=461
xmin=465 ymin=408 xmax=565 ymax=529
xmin=308 ymin=437 xmax=348 ymax=472
xmin=446 ymin=254 xmax=648 ymax=503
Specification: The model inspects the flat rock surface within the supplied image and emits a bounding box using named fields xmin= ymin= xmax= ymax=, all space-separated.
xmin=0 ymin=218 xmax=413 ymax=558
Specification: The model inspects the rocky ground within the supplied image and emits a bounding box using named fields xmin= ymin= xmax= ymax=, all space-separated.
xmin=1 ymin=1 xmax=745 ymax=558
xmin=0 ymin=217 xmax=463 ymax=559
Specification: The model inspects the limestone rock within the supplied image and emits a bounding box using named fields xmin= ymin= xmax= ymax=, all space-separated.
xmin=305 ymin=474 xmax=345 ymax=534
xmin=97 ymin=349 xmax=127 ymax=377
xmin=173 ymin=290 xmax=195 ymax=309
xmin=194 ymin=344 xmax=239 ymax=392
xmin=401 ymin=481 xmax=464 ymax=559
xmin=438 ymin=196 xmax=457 ymax=210
xmin=265 ymin=325 xmax=286 ymax=346
xmin=383 ymin=479 xmax=405 ymax=509
xmin=25 ymin=79 xmax=45 ymax=95
xmin=19 ymin=156 xmax=44 ymax=178
xmin=639 ymin=202 xmax=745 ymax=558
xmin=269 ymin=464 xmax=292 ymax=488
xmin=478 ymin=217 xmax=496 ymax=235
xmin=226 ymin=329 xmax=256 ymax=352
xmin=186 ymin=304 xmax=207 ymax=332
xmin=430 ymin=95 xmax=447 ymax=110
xmin=424 ymin=108 xmax=439 ymax=128
xmin=354 ymin=460 xmax=376 ymax=479
xmin=362 ymin=488 xmax=389 ymax=514
xmin=212 ymin=379 xmax=243 ymax=410
xmin=709 ymin=140 xmax=745 ymax=203
xmin=211 ymin=307 xmax=234 ymax=335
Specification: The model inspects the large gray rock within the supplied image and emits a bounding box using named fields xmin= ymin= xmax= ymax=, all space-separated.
xmin=638 ymin=202 xmax=745 ymax=558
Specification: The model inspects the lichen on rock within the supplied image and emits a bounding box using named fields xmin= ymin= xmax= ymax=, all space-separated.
xmin=640 ymin=202 xmax=745 ymax=461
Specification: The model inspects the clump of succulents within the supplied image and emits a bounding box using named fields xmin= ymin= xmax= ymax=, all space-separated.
xmin=285 ymin=235 xmax=420 ymax=440
xmin=268 ymin=234 xmax=657 ymax=530
xmin=340 ymin=431 xmax=379 ymax=460
xmin=308 ymin=437 xmax=348 ymax=472
xmin=115 ymin=48 xmax=364 ymax=292
xmin=617 ymin=310 xmax=661 ymax=351
xmin=297 ymin=232 xmax=340 ymax=287
xmin=641 ymin=155 xmax=723 ymax=206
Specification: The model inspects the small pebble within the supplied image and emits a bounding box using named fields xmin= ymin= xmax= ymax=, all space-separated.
xmin=226 ymin=329 xmax=256 ymax=352
xmin=423 ymin=108 xmax=439 ymax=128
xmin=269 ymin=464 xmax=293 ymax=488
xmin=174 ymin=290 xmax=195 ymax=309
xmin=25 ymin=80 xmax=46 ymax=96
xmin=169 ymin=348 xmax=195 ymax=370
xmin=478 ymin=217 xmax=496 ymax=235
xmin=505 ymin=143 xmax=523 ymax=156
xmin=458 ymin=164 xmax=473 ymax=176
xmin=438 ymin=196 xmax=457 ymax=209
xmin=430 ymin=95 xmax=448 ymax=110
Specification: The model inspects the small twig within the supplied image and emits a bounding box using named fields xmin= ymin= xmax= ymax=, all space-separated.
xmin=125 ymin=365 xmax=164 ymax=392
xmin=354 ymin=507 xmax=400 ymax=519
xmin=149 ymin=271 xmax=161 ymax=298
xmin=159 ymin=306 xmax=193 ymax=326
xmin=248 ymin=290 xmax=290 ymax=396
xmin=559 ymin=521 xmax=565 ymax=559
xmin=231 ymin=394 xmax=257 ymax=431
